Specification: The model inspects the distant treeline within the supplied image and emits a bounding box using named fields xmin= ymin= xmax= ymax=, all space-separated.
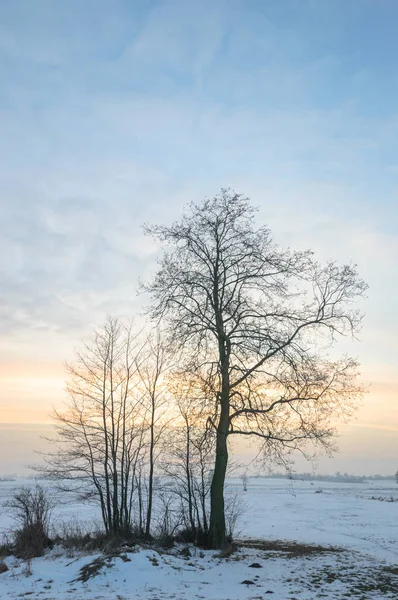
xmin=257 ymin=472 xmax=395 ymax=484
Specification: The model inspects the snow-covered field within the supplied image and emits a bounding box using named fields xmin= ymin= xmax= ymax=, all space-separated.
xmin=0 ymin=477 xmax=397 ymax=599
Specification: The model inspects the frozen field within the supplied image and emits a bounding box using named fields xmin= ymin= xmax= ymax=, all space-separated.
xmin=0 ymin=476 xmax=397 ymax=599
xmin=238 ymin=477 xmax=398 ymax=563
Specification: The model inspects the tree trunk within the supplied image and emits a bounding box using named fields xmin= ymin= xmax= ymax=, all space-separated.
xmin=145 ymin=457 xmax=154 ymax=538
xmin=208 ymin=396 xmax=229 ymax=548
xmin=200 ymin=463 xmax=208 ymax=533
xmin=145 ymin=407 xmax=155 ymax=538
xmin=209 ymin=256 xmax=230 ymax=549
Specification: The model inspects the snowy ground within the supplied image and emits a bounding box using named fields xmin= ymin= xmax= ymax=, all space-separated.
xmin=0 ymin=477 xmax=397 ymax=599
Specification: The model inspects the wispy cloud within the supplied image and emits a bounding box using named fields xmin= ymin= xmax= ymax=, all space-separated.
xmin=0 ymin=0 xmax=397 ymax=447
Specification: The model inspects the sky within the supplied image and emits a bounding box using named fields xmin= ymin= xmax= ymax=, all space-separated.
xmin=0 ymin=0 xmax=397 ymax=475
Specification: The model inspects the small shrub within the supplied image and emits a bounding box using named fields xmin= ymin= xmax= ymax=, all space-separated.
xmin=179 ymin=545 xmax=191 ymax=558
xmin=0 ymin=533 xmax=13 ymax=558
xmin=156 ymin=533 xmax=175 ymax=549
xmin=55 ymin=518 xmax=143 ymax=554
xmin=60 ymin=521 xmax=109 ymax=553
xmin=225 ymin=491 xmax=244 ymax=540
xmin=177 ymin=527 xmax=196 ymax=544
xmin=0 ymin=561 xmax=9 ymax=574
xmin=176 ymin=526 xmax=209 ymax=547
xmin=4 ymin=484 xmax=54 ymax=559
xmin=14 ymin=522 xmax=52 ymax=559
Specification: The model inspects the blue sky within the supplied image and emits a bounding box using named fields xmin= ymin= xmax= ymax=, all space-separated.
xmin=0 ymin=0 xmax=397 ymax=473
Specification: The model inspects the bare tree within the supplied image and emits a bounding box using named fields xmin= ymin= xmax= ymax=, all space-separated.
xmin=36 ymin=318 xmax=147 ymax=537
xmin=136 ymin=330 xmax=171 ymax=538
xmin=144 ymin=189 xmax=367 ymax=548
xmin=161 ymin=376 xmax=214 ymax=539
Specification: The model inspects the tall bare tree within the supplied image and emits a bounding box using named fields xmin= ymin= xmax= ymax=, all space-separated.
xmin=136 ymin=330 xmax=171 ymax=538
xmin=37 ymin=318 xmax=147 ymax=536
xmin=144 ymin=189 xmax=367 ymax=548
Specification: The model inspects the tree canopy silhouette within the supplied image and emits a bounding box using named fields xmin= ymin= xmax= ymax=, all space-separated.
xmin=145 ymin=189 xmax=367 ymax=548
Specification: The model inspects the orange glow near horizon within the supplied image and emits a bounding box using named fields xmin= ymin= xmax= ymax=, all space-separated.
xmin=0 ymin=358 xmax=397 ymax=476
xmin=0 ymin=361 xmax=66 ymax=424
xmin=1 ymin=359 xmax=397 ymax=430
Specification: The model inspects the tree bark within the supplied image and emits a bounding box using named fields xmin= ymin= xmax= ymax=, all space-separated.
xmin=145 ymin=414 xmax=154 ymax=538
xmin=208 ymin=394 xmax=229 ymax=548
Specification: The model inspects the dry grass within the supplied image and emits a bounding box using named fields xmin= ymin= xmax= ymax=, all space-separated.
xmin=237 ymin=538 xmax=342 ymax=557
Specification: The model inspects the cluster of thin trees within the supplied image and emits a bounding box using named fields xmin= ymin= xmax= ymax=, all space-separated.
xmin=38 ymin=190 xmax=367 ymax=548
xmin=38 ymin=321 xmax=214 ymax=542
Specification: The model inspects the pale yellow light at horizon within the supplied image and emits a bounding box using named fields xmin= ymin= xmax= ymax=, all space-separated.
xmin=0 ymin=362 xmax=66 ymax=423
xmin=1 ymin=361 xmax=397 ymax=434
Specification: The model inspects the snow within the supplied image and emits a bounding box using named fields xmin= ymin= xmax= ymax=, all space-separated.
xmin=0 ymin=476 xmax=397 ymax=599
xmin=236 ymin=477 xmax=398 ymax=563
